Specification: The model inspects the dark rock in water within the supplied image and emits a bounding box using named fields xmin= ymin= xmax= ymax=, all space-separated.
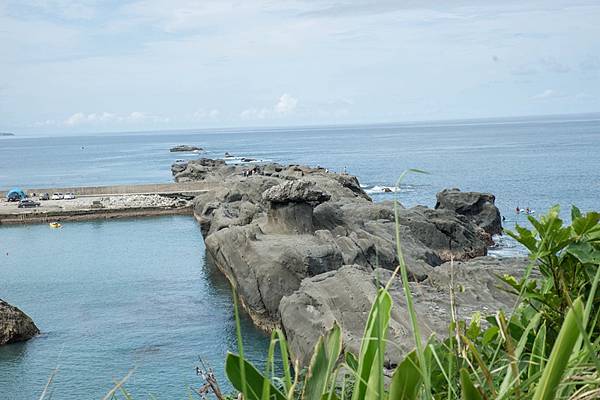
xmin=0 ymin=299 xmax=39 ymax=345
xmin=241 ymin=157 xmax=256 ymax=162
xmin=225 ymin=152 xmax=233 ymax=158
xmin=175 ymin=158 xmax=502 ymax=338
xmin=280 ymin=256 xmax=527 ymax=366
xmin=435 ymin=188 xmax=502 ymax=238
xmin=169 ymin=145 xmax=202 ymax=152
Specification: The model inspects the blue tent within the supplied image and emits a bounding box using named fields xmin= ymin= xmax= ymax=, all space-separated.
xmin=7 ymin=188 xmax=26 ymax=201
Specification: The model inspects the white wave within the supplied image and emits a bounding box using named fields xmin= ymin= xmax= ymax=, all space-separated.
xmin=223 ymin=157 xmax=271 ymax=164
xmin=488 ymin=234 xmax=527 ymax=257
xmin=364 ymin=185 xmax=414 ymax=195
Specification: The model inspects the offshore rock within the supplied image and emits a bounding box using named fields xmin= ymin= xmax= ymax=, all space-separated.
xmin=0 ymin=299 xmax=39 ymax=345
xmin=435 ymin=188 xmax=502 ymax=237
xmin=169 ymin=145 xmax=202 ymax=152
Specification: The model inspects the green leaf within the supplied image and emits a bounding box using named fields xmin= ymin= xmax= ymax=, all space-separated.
xmin=302 ymin=322 xmax=343 ymax=400
xmin=351 ymin=289 xmax=392 ymax=400
xmin=567 ymin=242 xmax=600 ymax=265
xmin=528 ymin=322 xmax=546 ymax=381
xmin=571 ymin=206 xmax=582 ymax=221
xmin=225 ymin=353 xmax=287 ymax=400
xmin=389 ymin=351 xmax=422 ymax=400
xmin=572 ymin=211 xmax=600 ymax=236
xmin=345 ymin=352 xmax=358 ymax=372
xmin=532 ymin=298 xmax=584 ymax=400
xmin=460 ymin=368 xmax=484 ymax=400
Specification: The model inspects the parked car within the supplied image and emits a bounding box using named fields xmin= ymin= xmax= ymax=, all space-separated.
xmin=64 ymin=193 xmax=76 ymax=200
xmin=39 ymin=193 xmax=50 ymax=200
xmin=51 ymin=193 xmax=64 ymax=200
xmin=18 ymin=199 xmax=41 ymax=208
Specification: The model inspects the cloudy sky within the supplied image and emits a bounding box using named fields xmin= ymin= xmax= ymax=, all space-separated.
xmin=1 ymin=0 xmax=599 ymax=134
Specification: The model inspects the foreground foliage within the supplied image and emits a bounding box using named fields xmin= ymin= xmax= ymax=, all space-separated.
xmin=222 ymin=205 xmax=600 ymax=400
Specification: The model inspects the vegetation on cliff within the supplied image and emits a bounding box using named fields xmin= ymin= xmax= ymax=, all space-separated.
xmin=214 ymin=205 xmax=600 ymax=400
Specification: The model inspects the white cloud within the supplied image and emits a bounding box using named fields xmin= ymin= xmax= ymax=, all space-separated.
xmin=192 ymin=108 xmax=220 ymax=120
xmin=241 ymin=93 xmax=298 ymax=120
xmin=531 ymin=89 xmax=557 ymax=100
xmin=275 ymin=93 xmax=298 ymax=114
xmin=62 ymin=111 xmax=169 ymax=126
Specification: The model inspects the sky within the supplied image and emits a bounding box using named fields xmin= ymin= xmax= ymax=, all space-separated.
xmin=1 ymin=0 xmax=599 ymax=135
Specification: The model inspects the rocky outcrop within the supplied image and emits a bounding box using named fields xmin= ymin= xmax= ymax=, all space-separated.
xmin=279 ymin=257 xmax=526 ymax=366
xmin=0 ymin=300 xmax=39 ymax=345
xmin=173 ymin=159 xmax=503 ymax=336
xmin=170 ymin=145 xmax=202 ymax=152
xmin=435 ymin=188 xmax=502 ymax=238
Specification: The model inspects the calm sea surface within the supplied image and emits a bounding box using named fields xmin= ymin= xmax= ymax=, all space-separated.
xmin=1 ymin=116 xmax=599 ymax=398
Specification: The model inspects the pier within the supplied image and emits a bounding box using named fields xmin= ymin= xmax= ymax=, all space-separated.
xmin=0 ymin=182 xmax=215 ymax=225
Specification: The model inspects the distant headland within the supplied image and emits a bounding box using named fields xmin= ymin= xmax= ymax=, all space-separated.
xmin=0 ymin=132 xmax=15 ymax=136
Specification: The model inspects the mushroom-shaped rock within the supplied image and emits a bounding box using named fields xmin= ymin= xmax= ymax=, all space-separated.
xmin=435 ymin=188 xmax=502 ymax=237
xmin=0 ymin=299 xmax=39 ymax=345
xmin=263 ymin=180 xmax=331 ymax=205
xmin=263 ymin=181 xmax=331 ymax=234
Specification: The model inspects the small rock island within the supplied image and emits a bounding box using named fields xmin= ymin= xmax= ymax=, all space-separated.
xmin=0 ymin=299 xmax=39 ymax=345
xmin=169 ymin=145 xmax=202 ymax=152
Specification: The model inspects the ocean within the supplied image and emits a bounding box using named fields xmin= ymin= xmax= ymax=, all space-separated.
xmin=1 ymin=116 xmax=599 ymax=398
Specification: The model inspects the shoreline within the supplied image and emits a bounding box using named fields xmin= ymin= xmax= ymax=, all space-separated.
xmin=0 ymin=205 xmax=193 ymax=225
xmin=0 ymin=182 xmax=213 ymax=226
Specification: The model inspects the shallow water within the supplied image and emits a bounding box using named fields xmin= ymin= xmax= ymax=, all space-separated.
xmin=0 ymin=216 xmax=269 ymax=399
xmin=1 ymin=116 xmax=599 ymax=398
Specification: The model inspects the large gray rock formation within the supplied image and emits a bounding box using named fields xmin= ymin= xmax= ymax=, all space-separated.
xmin=173 ymin=159 xmax=504 ymax=338
xmin=0 ymin=300 xmax=39 ymax=345
xmin=435 ymin=188 xmax=502 ymax=238
xmin=279 ymin=257 xmax=526 ymax=366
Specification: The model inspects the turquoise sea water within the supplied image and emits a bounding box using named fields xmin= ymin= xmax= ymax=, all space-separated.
xmin=1 ymin=116 xmax=599 ymax=398
xmin=0 ymin=217 xmax=269 ymax=399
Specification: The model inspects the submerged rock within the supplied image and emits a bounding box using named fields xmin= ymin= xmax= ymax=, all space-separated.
xmin=169 ymin=145 xmax=203 ymax=152
xmin=0 ymin=299 xmax=39 ymax=345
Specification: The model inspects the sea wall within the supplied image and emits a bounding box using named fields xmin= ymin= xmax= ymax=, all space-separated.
xmin=0 ymin=181 xmax=216 ymax=197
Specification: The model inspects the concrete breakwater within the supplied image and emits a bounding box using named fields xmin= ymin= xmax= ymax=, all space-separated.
xmin=0 ymin=182 xmax=215 ymax=225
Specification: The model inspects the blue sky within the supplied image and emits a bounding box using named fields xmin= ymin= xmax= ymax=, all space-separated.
xmin=1 ymin=0 xmax=599 ymax=134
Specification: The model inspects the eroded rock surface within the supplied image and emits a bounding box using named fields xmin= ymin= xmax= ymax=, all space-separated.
xmin=435 ymin=188 xmax=502 ymax=238
xmin=0 ymin=300 xmax=39 ymax=345
xmin=279 ymin=257 xmax=527 ymax=366
xmin=173 ymin=159 xmax=503 ymax=338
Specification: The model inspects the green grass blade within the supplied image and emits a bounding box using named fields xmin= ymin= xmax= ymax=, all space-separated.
xmin=232 ymin=287 xmax=249 ymax=400
xmin=390 ymin=169 xmax=432 ymax=398
xmin=274 ymin=329 xmax=293 ymax=394
xmin=351 ymin=289 xmax=392 ymax=400
xmin=302 ymin=322 xmax=343 ymax=400
xmin=497 ymin=313 xmax=541 ymax=399
xmin=460 ymin=368 xmax=484 ymax=400
xmin=532 ymin=298 xmax=584 ymax=400
xmin=528 ymin=322 xmax=547 ymax=382
xmin=225 ymin=352 xmax=287 ymax=400
xmin=262 ymin=332 xmax=278 ymax=400
xmin=389 ymin=351 xmax=422 ymax=400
